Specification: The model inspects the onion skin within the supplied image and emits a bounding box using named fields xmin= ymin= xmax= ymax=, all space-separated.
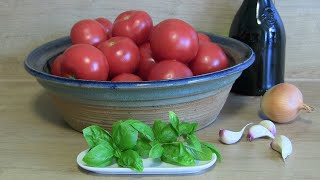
xmin=260 ymin=83 xmax=314 ymax=123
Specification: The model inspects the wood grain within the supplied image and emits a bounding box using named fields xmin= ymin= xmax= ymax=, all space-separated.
xmin=0 ymin=80 xmax=319 ymax=179
xmin=0 ymin=0 xmax=320 ymax=80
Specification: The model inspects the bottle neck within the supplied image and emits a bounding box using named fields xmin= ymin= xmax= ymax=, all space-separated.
xmin=243 ymin=0 xmax=275 ymax=9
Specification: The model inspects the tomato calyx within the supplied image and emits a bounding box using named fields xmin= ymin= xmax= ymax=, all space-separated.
xmin=108 ymin=41 xmax=116 ymax=47
xmin=123 ymin=15 xmax=131 ymax=21
xmin=67 ymin=74 xmax=77 ymax=79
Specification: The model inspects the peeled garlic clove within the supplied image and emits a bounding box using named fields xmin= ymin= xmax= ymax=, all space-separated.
xmin=219 ymin=123 xmax=253 ymax=144
xmin=271 ymin=135 xmax=293 ymax=161
xmin=259 ymin=120 xmax=277 ymax=136
xmin=247 ymin=124 xmax=275 ymax=141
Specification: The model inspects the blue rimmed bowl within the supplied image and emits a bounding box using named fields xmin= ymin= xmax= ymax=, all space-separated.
xmin=24 ymin=33 xmax=255 ymax=132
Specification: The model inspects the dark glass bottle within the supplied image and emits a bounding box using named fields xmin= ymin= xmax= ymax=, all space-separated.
xmin=229 ymin=0 xmax=286 ymax=96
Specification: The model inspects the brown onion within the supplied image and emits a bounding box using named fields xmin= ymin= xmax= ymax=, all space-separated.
xmin=260 ymin=83 xmax=314 ymax=123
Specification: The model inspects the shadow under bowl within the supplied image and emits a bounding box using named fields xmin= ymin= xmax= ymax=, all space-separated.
xmin=24 ymin=33 xmax=255 ymax=132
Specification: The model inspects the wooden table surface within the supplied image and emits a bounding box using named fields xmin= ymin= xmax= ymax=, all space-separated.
xmin=0 ymin=78 xmax=319 ymax=179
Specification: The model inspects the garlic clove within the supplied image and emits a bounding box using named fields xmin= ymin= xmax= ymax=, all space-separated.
xmin=247 ymin=124 xmax=275 ymax=141
xmin=259 ymin=120 xmax=277 ymax=136
xmin=270 ymin=135 xmax=293 ymax=162
xmin=219 ymin=123 xmax=253 ymax=145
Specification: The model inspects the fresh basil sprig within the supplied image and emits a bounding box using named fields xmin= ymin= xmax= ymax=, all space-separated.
xmin=161 ymin=142 xmax=196 ymax=166
xmin=153 ymin=119 xmax=178 ymax=143
xmin=134 ymin=138 xmax=152 ymax=158
xmin=82 ymin=125 xmax=113 ymax=148
xmin=117 ymin=149 xmax=143 ymax=172
xmin=149 ymin=142 xmax=164 ymax=159
xmin=81 ymin=111 xmax=222 ymax=172
xmin=82 ymin=142 xmax=114 ymax=167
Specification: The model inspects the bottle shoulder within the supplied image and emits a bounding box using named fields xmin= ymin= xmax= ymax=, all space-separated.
xmin=230 ymin=11 xmax=285 ymax=34
xmin=231 ymin=3 xmax=284 ymax=28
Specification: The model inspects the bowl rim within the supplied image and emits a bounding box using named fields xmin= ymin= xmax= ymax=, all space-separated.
xmin=24 ymin=34 xmax=255 ymax=89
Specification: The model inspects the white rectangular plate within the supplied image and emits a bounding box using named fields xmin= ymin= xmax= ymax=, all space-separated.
xmin=77 ymin=149 xmax=217 ymax=175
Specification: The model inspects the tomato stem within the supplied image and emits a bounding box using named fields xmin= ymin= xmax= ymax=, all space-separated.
xmin=68 ymin=74 xmax=77 ymax=79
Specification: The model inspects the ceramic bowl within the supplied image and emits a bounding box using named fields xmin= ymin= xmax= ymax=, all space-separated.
xmin=24 ymin=33 xmax=255 ymax=132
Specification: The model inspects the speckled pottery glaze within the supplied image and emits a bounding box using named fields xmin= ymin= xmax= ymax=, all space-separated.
xmin=24 ymin=33 xmax=255 ymax=132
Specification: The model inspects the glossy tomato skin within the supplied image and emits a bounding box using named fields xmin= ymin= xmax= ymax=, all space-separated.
xmin=137 ymin=42 xmax=157 ymax=80
xmin=97 ymin=36 xmax=140 ymax=77
xmin=70 ymin=19 xmax=107 ymax=46
xmin=197 ymin=32 xmax=211 ymax=44
xmin=189 ymin=42 xmax=229 ymax=76
xmin=112 ymin=10 xmax=153 ymax=45
xmin=150 ymin=19 xmax=199 ymax=64
xmin=51 ymin=54 xmax=64 ymax=76
xmin=148 ymin=60 xmax=193 ymax=81
xmin=60 ymin=44 xmax=109 ymax=81
xmin=95 ymin=17 xmax=113 ymax=39
xmin=111 ymin=73 xmax=143 ymax=82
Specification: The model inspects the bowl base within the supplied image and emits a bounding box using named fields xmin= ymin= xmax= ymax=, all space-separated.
xmin=49 ymin=86 xmax=232 ymax=132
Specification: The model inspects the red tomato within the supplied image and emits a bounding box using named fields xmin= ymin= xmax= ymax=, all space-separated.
xmin=51 ymin=54 xmax=64 ymax=76
xmin=148 ymin=60 xmax=193 ymax=81
xmin=197 ymin=32 xmax=211 ymax=44
xmin=60 ymin=44 xmax=109 ymax=81
xmin=70 ymin=19 xmax=107 ymax=46
xmin=111 ymin=73 xmax=142 ymax=82
xmin=97 ymin=36 xmax=140 ymax=77
xmin=189 ymin=42 xmax=229 ymax=76
xmin=95 ymin=17 xmax=113 ymax=39
xmin=137 ymin=42 xmax=157 ymax=80
xmin=150 ymin=19 xmax=199 ymax=64
xmin=112 ymin=10 xmax=153 ymax=45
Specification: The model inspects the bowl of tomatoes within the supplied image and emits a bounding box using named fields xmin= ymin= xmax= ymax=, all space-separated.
xmin=24 ymin=10 xmax=255 ymax=132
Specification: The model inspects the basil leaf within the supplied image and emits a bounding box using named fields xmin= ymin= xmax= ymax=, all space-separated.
xmin=82 ymin=125 xmax=112 ymax=148
xmin=149 ymin=143 xmax=164 ymax=159
xmin=185 ymin=144 xmax=212 ymax=161
xmin=201 ymin=142 xmax=222 ymax=161
xmin=113 ymin=148 xmax=122 ymax=159
xmin=179 ymin=122 xmax=198 ymax=135
xmin=82 ymin=142 xmax=114 ymax=167
xmin=185 ymin=134 xmax=201 ymax=151
xmin=159 ymin=125 xmax=179 ymax=143
xmin=153 ymin=120 xmax=178 ymax=143
xmin=169 ymin=111 xmax=179 ymax=135
xmin=117 ymin=149 xmax=144 ymax=172
xmin=112 ymin=121 xmax=138 ymax=151
xmin=135 ymin=139 xmax=151 ymax=158
xmin=161 ymin=142 xmax=195 ymax=166
xmin=152 ymin=120 xmax=166 ymax=138
xmin=124 ymin=120 xmax=155 ymax=141
xmin=111 ymin=120 xmax=122 ymax=138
